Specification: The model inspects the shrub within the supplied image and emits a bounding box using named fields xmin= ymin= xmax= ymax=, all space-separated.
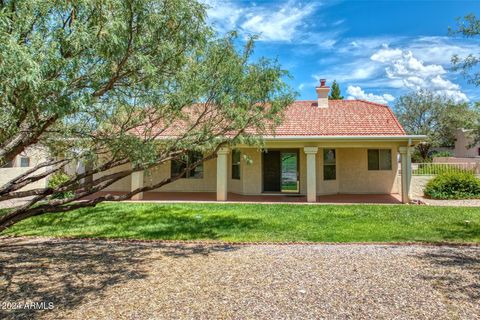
xmin=48 ymin=173 xmax=75 ymax=199
xmin=424 ymin=172 xmax=480 ymax=199
xmin=431 ymin=150 xmax=453 ymax=158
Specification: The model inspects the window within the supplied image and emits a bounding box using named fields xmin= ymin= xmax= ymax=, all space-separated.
xmin=231 ymin=149 xmax=241 ymax=180
xmin=368 ymin=149 xmax=392 ymax=170
xmin=171 ymin=151 xmax=204 ymax=179
xmin=323 ymin=149 xmax=336 ymax=180
xmin=20 ymin=157 xmax=30 ymax=167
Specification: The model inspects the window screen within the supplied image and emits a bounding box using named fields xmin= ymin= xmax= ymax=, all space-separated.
xmin=231 ymin=149 xmax=241 ymax=180
xmin=368 ymin=149 xmax=392 ymax=170
xmin=323 ymin=149 xmax=336 ymax=180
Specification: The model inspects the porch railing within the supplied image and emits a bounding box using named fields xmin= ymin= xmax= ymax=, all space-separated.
xmin=411 ymin=162 xmax=480 ymax=175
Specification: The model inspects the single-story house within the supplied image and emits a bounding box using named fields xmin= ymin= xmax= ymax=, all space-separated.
xmin=101 ymin=80 xmax=424 ymax=203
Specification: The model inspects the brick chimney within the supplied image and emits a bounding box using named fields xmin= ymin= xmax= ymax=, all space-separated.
xmin=315 ymin=79 xmax=330 ymax=108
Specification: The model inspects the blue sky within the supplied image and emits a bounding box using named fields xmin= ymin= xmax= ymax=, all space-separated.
xmin=203 ymin=0 xmax=480 ymax=105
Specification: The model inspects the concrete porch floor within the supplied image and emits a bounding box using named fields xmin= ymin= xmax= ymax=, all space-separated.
xmin=87 ymin=192 xmax=403 ymax=204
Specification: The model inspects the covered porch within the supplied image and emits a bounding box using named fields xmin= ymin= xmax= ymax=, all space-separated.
xmin=126 ymin=142 xmax=415 ymax=204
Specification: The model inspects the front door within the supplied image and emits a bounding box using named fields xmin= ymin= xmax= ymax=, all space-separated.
xmin=263 ymin=151 xmax=281 ymax=192
xmin=263 ymin=150 xmax=299 ymax=193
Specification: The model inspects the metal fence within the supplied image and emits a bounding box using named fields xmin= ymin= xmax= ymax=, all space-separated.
xmin=411 ymin=162 xmax=480 ymax=175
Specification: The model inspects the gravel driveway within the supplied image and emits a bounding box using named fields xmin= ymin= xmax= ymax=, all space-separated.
xmin=1 ymin=237 xmax=479 ymax=320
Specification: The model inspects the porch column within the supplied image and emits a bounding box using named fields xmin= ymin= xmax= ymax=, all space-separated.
xmin=216 ymin=148 xmax=229 ymax=201
xmin=304 ymin=147 xmax=318 ymax=202
xmin=399 ymin=147 xmax=413 ymax=204
xmin=131 ymin=170 xmax=144 ymax=200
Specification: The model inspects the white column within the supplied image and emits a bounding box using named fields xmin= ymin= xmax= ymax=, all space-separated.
xmin=216 ymin=148 xmax=229 ymax=201
xmin=131 ymin=170 xmax=144 ymax=200
xmin=304 ymin=147 xmax=318 ymax=202
xmin=399 ymin=147 xmax=413 ymax=204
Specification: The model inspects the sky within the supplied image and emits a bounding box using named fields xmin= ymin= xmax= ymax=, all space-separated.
xmin=202 ymin=0 xmax=480 ymax=105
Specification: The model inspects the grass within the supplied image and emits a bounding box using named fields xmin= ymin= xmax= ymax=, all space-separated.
xmin=2 ymin=203 xmax=480 ymax=243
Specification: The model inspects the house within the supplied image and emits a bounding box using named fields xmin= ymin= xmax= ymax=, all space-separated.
xmin=454 ymin=129 xmax=480 ymax=158
xmin=100 ymin=80 xmax=424 ymax=204
xmin=0 ymin=146 xmax=50 ymax=191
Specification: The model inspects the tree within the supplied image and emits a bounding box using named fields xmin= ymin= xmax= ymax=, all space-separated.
xmin=394 ymin=90 xmax=478 ymax=161
xmin=0 ymin=0 xmax=295 ymax=231
xmin=450 ymin=14 xmax=480 ymax=87
xmin=450 ymin=14 xmax=480 ymax=144
xmin=328 ymin=80 xmax=343 ymax=100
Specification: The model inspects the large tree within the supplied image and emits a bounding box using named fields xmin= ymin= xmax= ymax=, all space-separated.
xmin=0 ymin=0 xmax=295 ymax=231
xmin=450 ymin=13 xmax=480 ymax=143
xmin=395 ymin=90 xmax=478 ymax=161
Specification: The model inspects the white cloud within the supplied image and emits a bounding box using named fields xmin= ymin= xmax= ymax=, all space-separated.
xmin=370 ymin=46 xmax=403 ymax=62
xmin=201 ymin=0 xmax=244 ymax=33
xmin=346 ymin=86 xmax=395 ymax=104
xmin=370 ymin=45 xmax=469 ymax=102
xmin=241 ymin=1 xmax=317 ymax=42
xmin=202 ymin=0 xmax=333 ymax=44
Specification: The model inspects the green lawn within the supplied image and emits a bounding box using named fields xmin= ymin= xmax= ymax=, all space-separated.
xmin=2 ymin=203 xmax=480 ymax=243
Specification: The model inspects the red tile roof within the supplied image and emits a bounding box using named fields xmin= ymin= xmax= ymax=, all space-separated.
xmin=130 ymin=99 xmax=406 ymax=138
xmin=270 ymin=100 xmax=405 ymax=136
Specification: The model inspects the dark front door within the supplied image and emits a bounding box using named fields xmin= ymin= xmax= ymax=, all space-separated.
xmin=263 ymin=151 xmax=281 ymax=192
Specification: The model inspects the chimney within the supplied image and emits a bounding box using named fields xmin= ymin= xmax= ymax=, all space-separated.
xmin=315 ymin=79 xmax=330 ymax=108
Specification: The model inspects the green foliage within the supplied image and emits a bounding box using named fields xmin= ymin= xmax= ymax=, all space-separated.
xmin=4 ymin=203 xmax=480 ymax=243
xmin=431 ymin=150 xmax=453 ymax=158
xmin=424 ymin=172 xmax=480 ymax=199
xmin=450 ymin=14 xmax=480 ymax=87
xmin=48 ymin=173 xmax=74 ymax=199
xmin=328 ymin=80 xmax=343 ymax=100
xmin=395 ymin=90 xmax=479 ymax=161
xmin=0 ymin=0 xmax=295 ymax=218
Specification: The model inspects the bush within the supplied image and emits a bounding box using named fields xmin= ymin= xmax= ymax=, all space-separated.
xmin=424 ymin=172 xmax=480 ymax=199
xmin=431 ymin=150 xmax=453 ymax=158
xmin=48 ymin=173 xmax=74 ymax=199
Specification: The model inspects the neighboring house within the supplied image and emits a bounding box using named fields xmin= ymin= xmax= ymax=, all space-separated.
xmin=100 ymin=80 xmax=424 ymax=203
xmin=0 ymin=146 xmax=50 ymax=191
xmin=454 ymin=129 xmax=480 ymax=158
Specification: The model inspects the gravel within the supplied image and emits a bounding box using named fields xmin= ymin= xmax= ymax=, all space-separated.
xmin=419 ymin=197 xmax=480 ymax=207
xmin=1 ymin=237 xmax=479 ymax=320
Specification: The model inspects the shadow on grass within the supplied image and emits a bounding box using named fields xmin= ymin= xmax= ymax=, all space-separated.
xmin=435 ymin=221 xmax=480 ymax=242
xmin=6 ymin=205 xmax=261 ymax=241
xmin=0 ymin=237 xmax=239 ymax=319
xmin=417 ymin=246 xmax=480 ymax=303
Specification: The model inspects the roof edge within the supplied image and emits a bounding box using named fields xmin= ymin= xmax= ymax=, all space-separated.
xmin=263 ymin=135 xmax=425 ymax=141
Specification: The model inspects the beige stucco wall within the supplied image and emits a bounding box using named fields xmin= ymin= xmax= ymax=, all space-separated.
xmin=410 ymin=175 xmax=433 ymax=198
xmin=240 ymin=148 xmax=262 ymax=195
xmin=454 ymin=129 xmax=480 ymax=158
xmin=94 ymin=163 xmax=132 ymax=192
xmin=0 ymin=146 xmax=50 ymax=192
xmin=146 ymin=158 xmax=217 ymax=192
xmin=337 ymin=148 xmax=399 ymax=194
xmin=88 ymin=141 xmax=405 ymax=196
xmin=221 ymin=143 xmax=401 ymax=196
